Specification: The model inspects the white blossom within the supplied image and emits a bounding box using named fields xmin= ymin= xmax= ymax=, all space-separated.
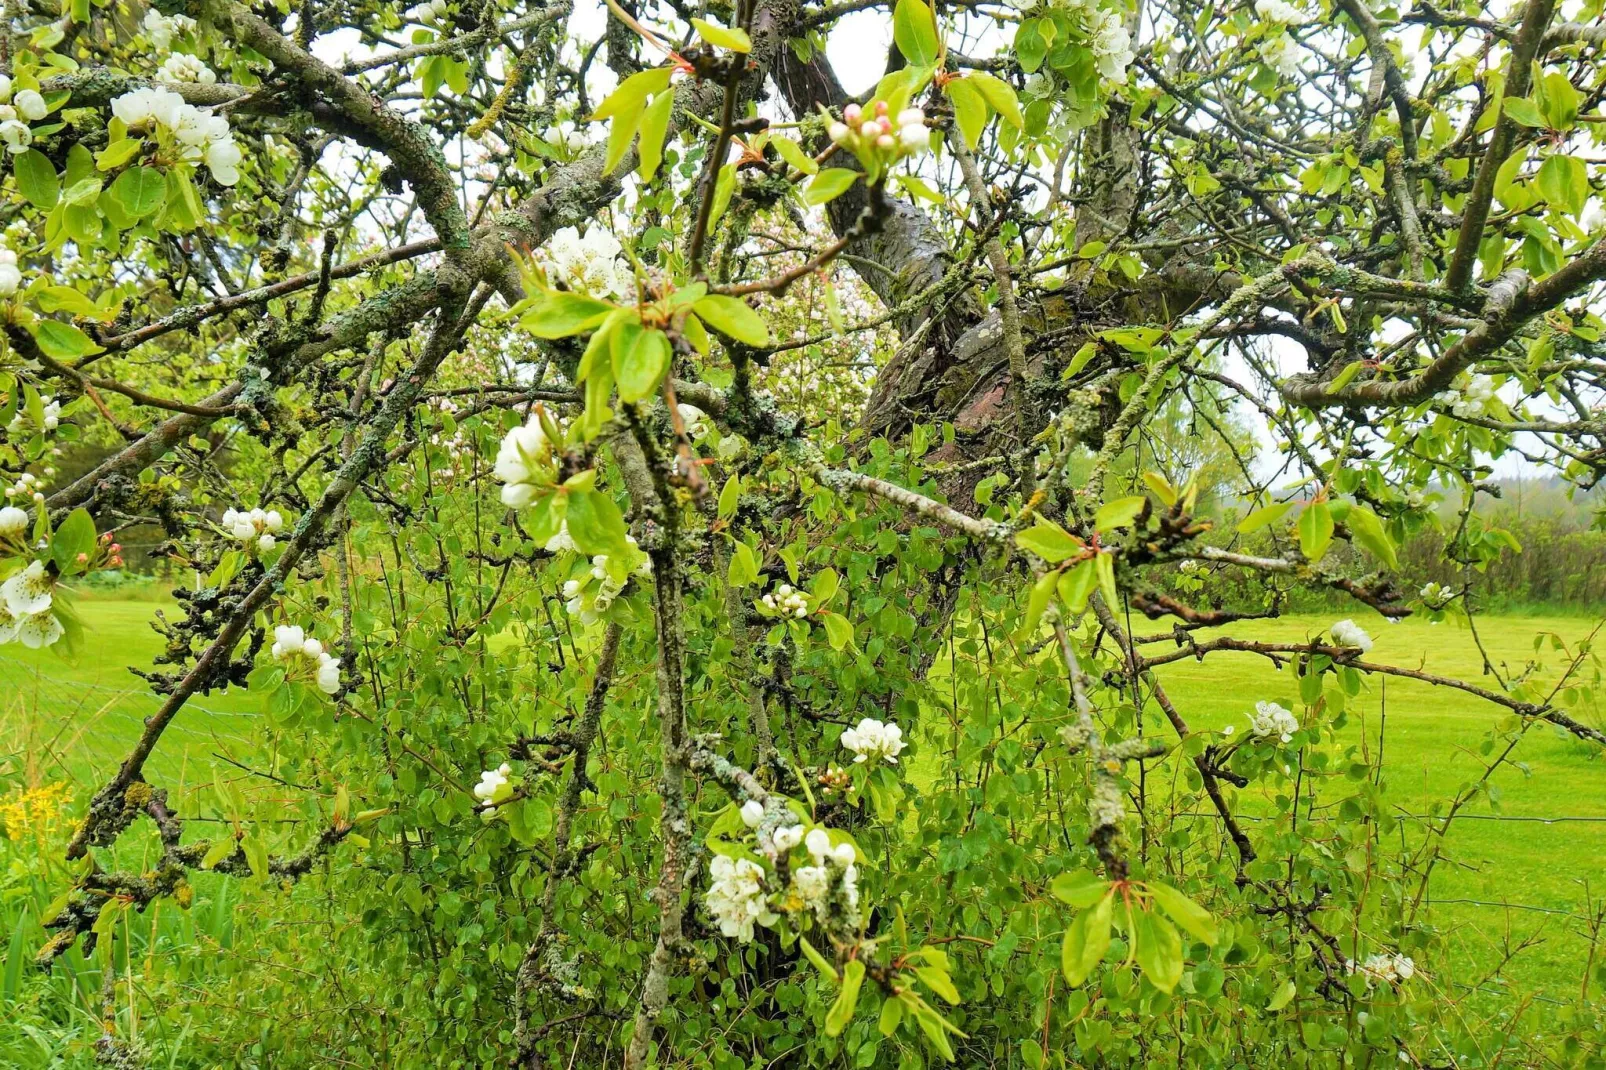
xmin=1247 ymin=700 xmax=1300 ymax=743
xmin=839 ymin=717 xmax=906 ymax=765
xmin=772 ymin=824 xmax=804 ymax=852
xmin=0 ymin=119 xmax=31 ymax=154
xmin=1350 ymin=952 xmax=1416 ymax=984
xmin=13 ymin=89 xmax=45 ymax=121
xmin=542 ymin=226 xmax=633 ymax=300
xmin=493 ymin=416 xmax=555 ymax=507
xmin=1330 ymin=618 xmax=1373 ymax=653
xmin=221 ymin=506 xmax=284 ymax=552
xmin=1254 ymin=0 xmax=1306 ymax=24
xmin=740 ymin=799 xmax=765 ymax=827
xmin=143 ymin=8 xmax=197 ymax=49
xmin=0 ymin=505 xmax=27 ymax=537
xmin=1091 ymin=10 xmax=1135 ymax=82
xmin=544 ymin=521 xmax=578 ymax=555
xmin=473 ymin=763 xmax=514 ymax=809
xmin=158 ymin=53 xmax=217 ymax=85
xmin=109 ymin=87 xmax=241 ymax=185
xmin=760 ymin=583 xmax=809 ymax=618
xmin=1260 ymin=32 xmax=1301 ymax=76
xmin=2 ymin=560 xmax=54 ymax=617
xmin=1419 ymin=581 xmax=1453 ymax=606
xmin=704 ymin=854 xmax=776 ymax=942
xmin=0 ymin=247 xmax=20 ymax=295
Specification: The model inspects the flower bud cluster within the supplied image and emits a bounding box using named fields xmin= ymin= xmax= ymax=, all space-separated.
xmin=270 ymin=625 xmax=342 ymax=694
xmin=5 ymin=472 xmax=45 ymax=502
xmin=221 ymin=506 xmax=285 ymax=553
xmin=760 ymin=582 xmax=809 ymax=618
xmin=6 ymin=395 xmax=58 ymax=436
xmin=827 ymin=101 xmax=930 ymax=162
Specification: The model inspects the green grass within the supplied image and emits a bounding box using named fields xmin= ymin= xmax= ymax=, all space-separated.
xmin=1151 ymin=610 xmax=1606 ymax=1001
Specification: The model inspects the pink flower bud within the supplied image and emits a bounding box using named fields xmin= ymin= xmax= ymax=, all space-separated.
xmin=842 ymin=103 xmax=861 ymax=124
xmin=76 ymin=552 xmax=87 ymax=563
xmin=876 ymin=134 xmax=895 ymax=149
xmin=875 ymin=100 xmax=889 ymax=117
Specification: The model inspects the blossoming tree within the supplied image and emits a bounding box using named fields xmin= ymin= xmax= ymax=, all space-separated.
xmin=3 ymin=0 xmax=1606 ymax=1065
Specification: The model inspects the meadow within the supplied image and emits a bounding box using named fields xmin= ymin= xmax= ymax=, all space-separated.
xmin=2 ymin=593 xmax=1603 ymax=1063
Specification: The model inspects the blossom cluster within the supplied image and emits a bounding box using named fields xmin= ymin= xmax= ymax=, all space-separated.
xmin=221 ymin=506 xmax=285 ymax=553
xmin=0 ymin=560 xmax=61 ymax=648
xmin=703 ymin=821 xmax=862 ymax=943
xmin=829 ymin=101 xmax=930 ymax=157
xmin=143 ymin=9 xmax=197 ymax=49
xmin=840 ymin=717 xmax=906 ymax=765
xmin=1329 ymin=618 xmax=1373 ymax=653
xmin=1434 ymin=377 xmax=1494 ymax=419
xmin=493 ymin=414 xmax=558 ymax=507
xmin=540 ymin=226 xmax=633 ymax=301
xmin=270 ymin=625 xmax=342 ymax=694
xmin=1246 ymin=700 xmax=1299 ymax=743
xmin=760 ymin=582 xmax=809 ymax=618
xmin=158 ymin=53 xmax=217 ymax=85
xmin=0 ymin=74 xmax=50 ymax=155
xmin=1009 ymin=0 xmax=1133 ymax=83
xmin=1419 ymin=582 xmax=1453 ymax=607
xmin=1349 ymin=952 xmax=1416 ymax=984
xmin=110 ymin=88 xmax=244 ymax=186
xmin=474 ymin=763 xmax=514 ymax=810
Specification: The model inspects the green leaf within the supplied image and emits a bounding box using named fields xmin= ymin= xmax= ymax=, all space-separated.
xmin=564 ymin=489 xmax=630 ymax=558
xmin=691 ymin=17 xmax=751 ymax=52
xmin=1537 ymin=154 xmax=1588 ymax=216
xmin=1145 ymin=880 xmax=1217 ymax=946
xmin=1061 ymin=890 xmax=1112 ymax=986
xmin=1141 ymin=472 xmax=1177 ymax=506
xmin=14 ymin=149 xmax=59 ymax=209
xmin=1132 ymin=908 xmax=1184 ymax=993
xmin=799 ymin=935 xmax=839 ymax=983
xmin=636 ymin=90 xmax=675 ymax=183
xmin=1056 ymin=558 xmax=1098 ymax=614
xmin=893 ymin=0 xmax=941 ymax=67
xmin=1094 ymin=496 xmax=1145 ymax=533
xmin=944 ymin=77 xmax=987 ymax=150
xmin=914 ymin=965 xmax=960 ymax=1005
xmin=614 ymin=327 xmax=671 ymax=403
xmin=1019 ymin=569 xmax=1056 ymax=637
xmin=703 ymin=164 xmax=734 ymax=231
xmin=590 ymin=67 xmax=675 ymax=120
xmin=522 ymin=291 xmax=618 ymax=338
xmin=51 ymin=508 xmax=97 ymax=574
xmin=728 ymin=539 xmax=759 ymax=587
xmin=31 ymin=319 xmax=104 ymax=360
xmin=1501 ymin=96 xmax=1544 ymax=128
xmin=1268 ymin=978 xmax=1297 ymax=1011
xmin=803 ymin=167 xmax=858 ymax=206
xmin=878 ymin=993 xmax=904 ymax=1036
xmin=1328 ymin=360 xmax=1366 ymax=392
xmin=1015 ymin=517 xmax=1082 ymax=563
xmin=821 ymin=611 xmax=854 ymax=651
xmin=1050 ymin=870 xmax=1109 ymax=909
xmin=825 ymin=959 xmax=865 ymax=1036
xmin=1344 ymin=504 xmax=1399 ymax=570
xmin=200 ymin=836 xmax=236 ymax=870
xmin=692 ymin=294 xmax=770 ymax=346
xmin=243 ymin=835 xmax=271 ymax=880
xmin=967 ymin=71 xmax=1022 ymax=129
xmin=604 ymin=104 xmax=643 ymax=176
xmin=1537 ymin=70 xmax=1579 ymax=131
xmin=717 ymin=473 xmax=741 ymax=519
xmin=110 ymin=165 xmax=166 ymax=218
xmin=1298 ymin=501 xmax=1333 ymax=562
xmin=1095 ymin=551 xmax=1119 ymax=612
xmin=96 ymin=136 xmax=142 ymax=172
xmin=771 ymin=135 xmax=818 ymax=175
xmin=1237 ymin=500 xmax=1293 ymax=533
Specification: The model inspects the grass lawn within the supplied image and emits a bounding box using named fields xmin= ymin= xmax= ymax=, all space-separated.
xmin=1151 ymin=610 xmax=1606 ymax=1002
xmin=3 ymin=597 xmax=1603 ymax=1015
